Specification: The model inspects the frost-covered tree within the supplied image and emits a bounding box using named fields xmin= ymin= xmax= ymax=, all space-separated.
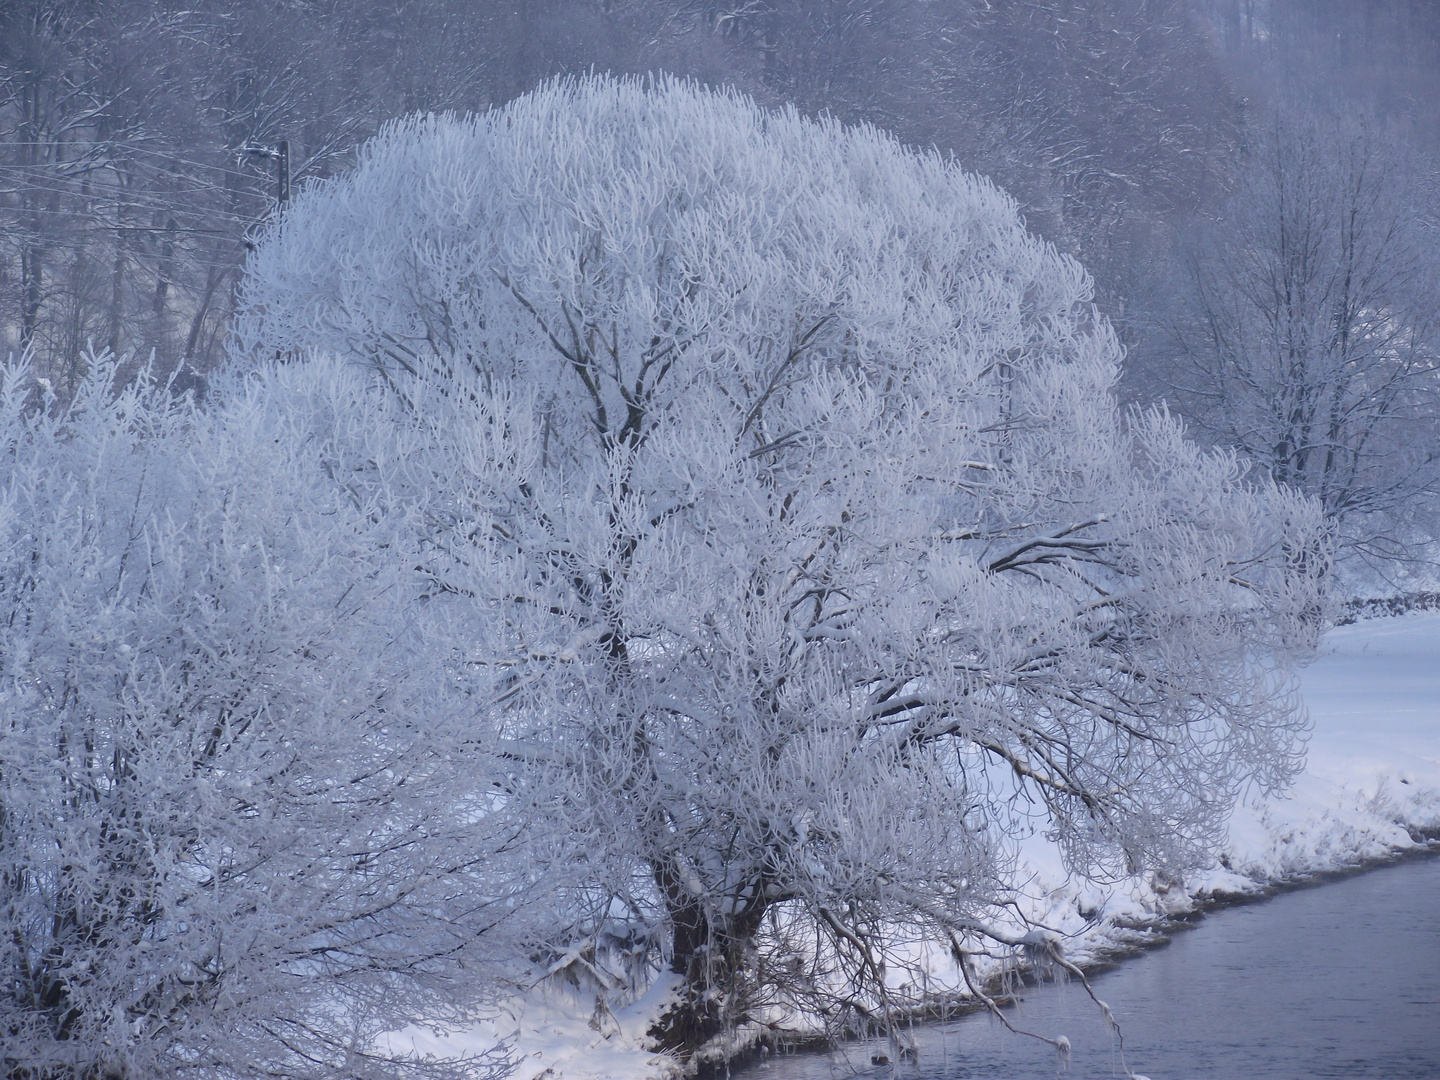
xmin=237 ymin=76 xmax=1326 ymax=1058
xmin=1165 ymin=115 xmax=1440 ymax=576
xmin=0 ymin=357 xmax=535 ymax=1079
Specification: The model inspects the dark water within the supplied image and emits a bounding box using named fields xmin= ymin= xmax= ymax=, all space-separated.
xmin=747 ymin=854 xmax=1440 ymax=1080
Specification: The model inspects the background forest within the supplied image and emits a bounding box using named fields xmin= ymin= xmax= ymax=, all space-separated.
xmin=3 ymin=0 xmax=1439 ymax=567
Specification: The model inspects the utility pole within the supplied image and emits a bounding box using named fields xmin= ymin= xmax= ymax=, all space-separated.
xmin=240 ymin=140 xmax=293 ymax=361
xmin=277 ymin=139 xmax=290 ymax=210
xmin=243 ymin=141 xmax=290 ymax=214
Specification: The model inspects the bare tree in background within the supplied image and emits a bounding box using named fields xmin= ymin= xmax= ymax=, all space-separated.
xmin=6 ymin=0 xmax=1438 ymax=428
xmin=1164 ymin=114 xmax=1440 ymax=574
xmin=0 ymin=1 xmax=395 ymax=387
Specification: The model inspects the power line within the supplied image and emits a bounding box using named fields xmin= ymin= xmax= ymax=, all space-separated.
xmin=0 ymin=143 xmax=285 ymax=184
xmin=0 ymin=169 xmax=279 ymax=219
xmin=0 ymin=187 xmax=265 ymax=224
xmin=0 ymin=203 xmax=260 ymax=228
xmin=0 ymin=169 xmax=259 ymax=200
xmin=1 ymin=182 xmax=266 ymax=218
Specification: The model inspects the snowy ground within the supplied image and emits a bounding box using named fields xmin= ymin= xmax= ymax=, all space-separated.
xmin=391 ymin=611 xmax=1440 ymax=1080
xmin=1012 ymin=609 xmax=1440 ymax=965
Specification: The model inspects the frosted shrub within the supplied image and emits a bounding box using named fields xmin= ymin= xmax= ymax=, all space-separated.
xmin=0 ymin=358 xmax=531 ymax=1079
xmin=237 ymin=76 xmax=1326 ymax=1057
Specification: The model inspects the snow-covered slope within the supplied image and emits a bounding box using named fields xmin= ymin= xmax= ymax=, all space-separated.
xmin=1259 ymin=610 xmax=1440 ymax=864
xmin=394 ymin=611 xmax=1440 ymax=1079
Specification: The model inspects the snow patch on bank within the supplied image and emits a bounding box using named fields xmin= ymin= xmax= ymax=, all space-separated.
xmin=402 ymin=612 xmax=1440 ymax=1078
xmin=1016 ymin=609 xmax=1440 ymax=976
xmin=386 ymin=973 xmax=686 ymax=1080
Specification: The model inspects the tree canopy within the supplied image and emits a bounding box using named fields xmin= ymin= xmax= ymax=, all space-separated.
xmin=234 ymin=76 xmax=1326 ymax=1058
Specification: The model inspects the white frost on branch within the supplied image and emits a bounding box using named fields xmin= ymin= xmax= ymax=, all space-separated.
xmin=234 ymin=75 xmax=1327 ymax=1057
xmin=0 ymin=356 xmax=543 ymax=1079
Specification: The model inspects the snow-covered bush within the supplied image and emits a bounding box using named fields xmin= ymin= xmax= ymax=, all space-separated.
xmin=236 ymin=76 xmax=1327 ymax=1056
xmin=0 ymin=357 xmax=532 ymax=1079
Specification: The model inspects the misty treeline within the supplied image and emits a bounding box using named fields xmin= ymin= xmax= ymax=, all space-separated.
xmin=3 ymin=0 xmax=1439 ymax=577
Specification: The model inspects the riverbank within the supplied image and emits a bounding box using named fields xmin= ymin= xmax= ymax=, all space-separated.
xmin=1009 ymin=609 xmax=1440 ymax=972
xmin=392 ymin=610 xmax=1440 ymax=1079
xmin=749 ymin=852 xmax=1440 ymax=1080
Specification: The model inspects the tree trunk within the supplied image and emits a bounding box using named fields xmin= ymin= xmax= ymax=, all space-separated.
xmin=108 ymin=242 xmax=125 ymax=358
xmin=21 ymin=241 xmax=43 ymax=352
xmin=183 ymin=261 xmax=223 ymax=365
xmin=646 ymin=858 xmax=768 ymax=1059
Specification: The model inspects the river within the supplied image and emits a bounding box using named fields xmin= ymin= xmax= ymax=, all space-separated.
xmin=746 ymin=853 xmax=1440 ymax=1079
